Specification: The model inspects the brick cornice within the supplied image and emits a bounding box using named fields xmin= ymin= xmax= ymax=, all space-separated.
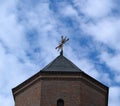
xmin=12 ymin=71 xmax=108 ymax=99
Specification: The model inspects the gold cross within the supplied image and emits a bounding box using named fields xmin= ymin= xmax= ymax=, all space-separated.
xmin=56 ymin=36 xmax=69 ymax=55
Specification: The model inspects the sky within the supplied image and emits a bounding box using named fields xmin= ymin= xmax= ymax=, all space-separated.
xmin=0 ymin=0 xmax=120 ymax=106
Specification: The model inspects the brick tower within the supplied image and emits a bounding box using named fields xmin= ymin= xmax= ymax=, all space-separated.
xmin=12 ymin=54 xmax=109 ymax=106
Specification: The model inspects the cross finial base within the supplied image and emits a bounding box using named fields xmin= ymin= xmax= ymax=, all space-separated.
xmin=60 ymin=50 xmax=63 ymax=55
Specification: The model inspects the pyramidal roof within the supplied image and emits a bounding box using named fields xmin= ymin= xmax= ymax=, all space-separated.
xmin=41 ymin=54 xmax=82 ymax=72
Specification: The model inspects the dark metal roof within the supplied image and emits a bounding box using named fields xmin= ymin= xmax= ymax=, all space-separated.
xmin=41 ymin=54 xmax=82 ymax=72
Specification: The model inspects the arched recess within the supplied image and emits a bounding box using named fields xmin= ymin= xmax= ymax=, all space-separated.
xmin=57 ymin=99 xmax=64 ymax=106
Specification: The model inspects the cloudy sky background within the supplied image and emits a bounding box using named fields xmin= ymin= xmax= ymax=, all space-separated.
xmin=0 ymin=0 xmax=120 ymax=105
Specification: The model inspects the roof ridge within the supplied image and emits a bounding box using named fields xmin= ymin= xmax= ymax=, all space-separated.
xmin=63 ymin=56 xmax=82 ymax=71
xmin=41 ymin=54 xmax=82 ymax=72
xmin=41 ymin=55 xmax=61 ymax=71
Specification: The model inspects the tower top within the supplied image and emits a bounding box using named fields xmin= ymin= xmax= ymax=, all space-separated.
xmin=55 ymin=36 xmax=69 ymax=55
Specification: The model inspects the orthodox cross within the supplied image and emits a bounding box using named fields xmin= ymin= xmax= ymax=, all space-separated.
xmin=56 ymin=36 xmax=69 ymax=55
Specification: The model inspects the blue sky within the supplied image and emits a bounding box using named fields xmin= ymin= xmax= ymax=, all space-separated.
xmin=0 ymin=0 xmax=120 ymax=106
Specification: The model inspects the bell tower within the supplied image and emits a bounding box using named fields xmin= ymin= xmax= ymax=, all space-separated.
xmin=12 ymin=54 xmax=109 ymax=106
xmin=12 ymin=36 xmax=109 ymax=106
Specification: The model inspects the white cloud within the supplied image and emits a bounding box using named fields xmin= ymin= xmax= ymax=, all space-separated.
xmin=100 ymin=52 xmax=120 ymax=73
xmin=73 ymin=0 xmax=114 ymax=19
xmin=114 ymin=74 xmax=120 ymax=83
xmin=0 ymin=95 xmax=14 ymax=106
xmin=109 ymin=86 xmax=120 ymax=106
xmin=99 ymin=49 xmax=120 ymax=85
xmin=58 ymin=3 xmax=78 ymax=18
xmin=0 ymin=0 xmax=29 ymax=61
xmin=0 ymin=42 xmax=40 ymax=106
xmin=81 ymin=17 xmax=120 ymax=50
xmin=0 ymin=2 xmax=40 ymax=106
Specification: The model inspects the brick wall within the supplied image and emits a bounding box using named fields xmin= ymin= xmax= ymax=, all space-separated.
xmin=80 ymin=81 xmax=106 ymax=106
xmin=15 ymin=80 xmax=41 ymax=106
xmin=14 ymin=73 xmax=108 ymax=106
xmin=40 ymin=80 xmax=81 ymax=106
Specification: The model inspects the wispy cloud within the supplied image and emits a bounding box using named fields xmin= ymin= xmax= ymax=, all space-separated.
xmin=73 ymin=0 xmax=114 ymax=18
xmin=109 ymin=86 xmax=120 ymax=106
